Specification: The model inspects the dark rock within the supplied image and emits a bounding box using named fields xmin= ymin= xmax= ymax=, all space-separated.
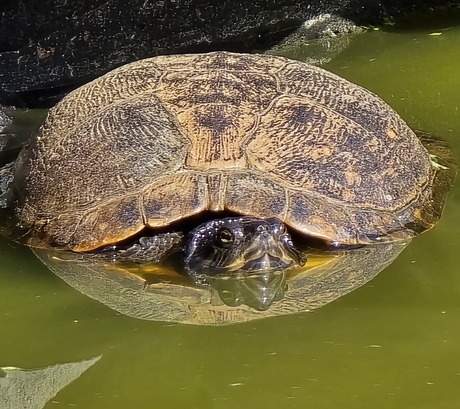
xmin=269 ymin=14 xmax=365 ymax=65
xmin=0 ymin=0 xmax=324 ymax=107
xmin=0 ymin=107 xmax=11 ymax=131
xmin=0 ymin=106 xmax=46 ymax=163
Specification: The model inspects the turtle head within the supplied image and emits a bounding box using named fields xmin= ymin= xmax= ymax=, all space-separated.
xmin=184 ymin=216 xmax=306 ymax=276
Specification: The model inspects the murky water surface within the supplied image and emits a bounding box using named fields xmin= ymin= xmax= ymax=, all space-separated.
xmin=1 ymin=19 xmax=460 ymax=409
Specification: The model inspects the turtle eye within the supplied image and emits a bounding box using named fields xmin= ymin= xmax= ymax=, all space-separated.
xmin=278 ymin=224 xmax=287 ymax=235
xmin=217 ymin=227 xmax=234 ymax=246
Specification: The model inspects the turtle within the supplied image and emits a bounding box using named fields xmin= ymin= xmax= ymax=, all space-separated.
xmin=0 ymin=51 xmax=455 ymax=277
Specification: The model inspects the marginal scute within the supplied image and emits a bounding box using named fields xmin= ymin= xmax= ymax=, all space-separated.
xmin=143 ymin=173 xmax=207 ymax=228
xmin=206 ymin=173 xmax=227 ymax=211
xmin=286 ymin=190 xmax=342 ymax=240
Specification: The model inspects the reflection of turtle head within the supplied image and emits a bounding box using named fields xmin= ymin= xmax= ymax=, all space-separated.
xmin=184 ymin=217 xmax=306 ymax=275
xmin=202 ymin=270 xmax=288 ymax=311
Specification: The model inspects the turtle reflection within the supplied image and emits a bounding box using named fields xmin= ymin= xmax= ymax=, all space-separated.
xmin=34 ymin=241 xmax=409 ymax=325
xmin=190 ymin=270 xmax=288 ymax=311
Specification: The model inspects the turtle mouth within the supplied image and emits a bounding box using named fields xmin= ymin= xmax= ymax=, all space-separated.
xmin=241 ymin=253 xmax=293 ymax=272
xmin=237 ymin=228 xmax=300 ymax=272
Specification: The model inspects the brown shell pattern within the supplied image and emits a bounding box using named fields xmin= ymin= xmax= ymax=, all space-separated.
xmin=16 ymin=52 xmax=438 ymax=250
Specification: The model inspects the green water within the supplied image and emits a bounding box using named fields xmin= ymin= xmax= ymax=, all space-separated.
xmin=1 ymin=21 xmax=460 ymax=409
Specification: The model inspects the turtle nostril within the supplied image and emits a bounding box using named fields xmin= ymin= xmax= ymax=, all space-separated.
xmin=266 ymin=219 xmax=285 ymax=237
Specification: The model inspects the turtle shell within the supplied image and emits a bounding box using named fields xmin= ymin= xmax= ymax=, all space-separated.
xmin=13 ymin=51 xmax=451 ymax=251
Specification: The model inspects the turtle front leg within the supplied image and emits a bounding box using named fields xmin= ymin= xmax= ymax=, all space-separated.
xmin=99 ymin=232 xmax=184 ymax=263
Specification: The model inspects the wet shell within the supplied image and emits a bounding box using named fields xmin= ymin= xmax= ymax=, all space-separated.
xmin=13 ymin=51 xmax=452 ymax=250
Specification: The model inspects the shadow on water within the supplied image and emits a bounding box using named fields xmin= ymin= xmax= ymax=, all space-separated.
xmin=0 ymin=357 xmax=101 ymax=409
